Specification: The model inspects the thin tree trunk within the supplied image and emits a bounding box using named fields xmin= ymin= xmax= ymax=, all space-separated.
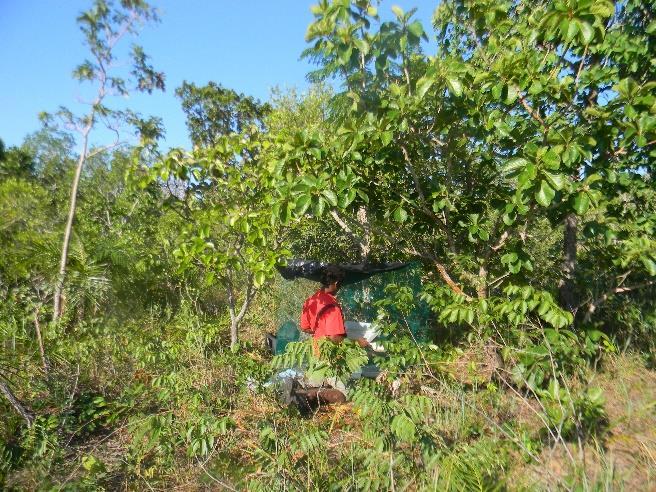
xmin=356 ymin=206 xmax=371 ymax=261
xmin=33 ymin=307 xmax=49 ymax=374
xmin=53 ymin=127 xmax=91 ymax=322
xmin=435 ymin=262 xmax=472 ymax=300
xmin=226 ymin=276 xmax=255 ymax=349
xmin=229 ymin=318 xmax=238 ymax=349
xmin=559 ymin=213 xmax=578 ymax=314
xmin=226 ymin=280 xmax=238 ymax=348
xmin=476 ymin=264 xmax=488 ymax=299
xmin=0 ymin=381 xmax=34 ymax=427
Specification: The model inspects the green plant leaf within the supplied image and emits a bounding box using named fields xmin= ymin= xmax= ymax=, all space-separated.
xmin=408 ymin=21 xmax=424 ymax=38
xmin=535 ymin=180 xmax=555 ymax=207
xmin=393 ymin=207 xmax=408 ymax=222
xmin=579 ymin=22 xmax=594 ymax=44
xmin=313 ymin=197 xmax=326 ymax=216
xmin=506 ymin=84 xmax=519 ymax=104
xmin=416 ymin=76 xmax=434 ymax=99
xmin=295 ymin=194 xmax=312 ymax=214
xmin=322 ymin=189 xmax=338 ymax=207
xmin=446 ymin=75 xmax=463 ymax=97
xmin=503 ymin=157 xmax=529 ymax=175
xmin=573 ymin=192 xmax=590 ymax=215
xmin=543 ymin=170 xmax=567 ymax=191
xmin=381 ymin=131 xmax=393 ymax=146
xmin=641 ymin=257 xmax=656 ymax=276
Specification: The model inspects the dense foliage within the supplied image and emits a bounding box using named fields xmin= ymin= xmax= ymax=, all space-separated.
xmin=1 ymin=0 xmax=655 ymax=489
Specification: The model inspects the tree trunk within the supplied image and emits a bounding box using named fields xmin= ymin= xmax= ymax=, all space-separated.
xmin=435 ymin=262 xmax=472 ymax=300
xmin=53 ymin=129 xmax=91 ymax=322
xmin=477 ymin=264 xmax=488 ymax=299
xmin=0 ymin=381 xmax=34 ymax=427
xmin=225 ymin=275 xmax=255 ymax=350
xmin=356 ymin=206 xmax=371 ymax=261
xmin=33 ymin=307 xmax=49 ymax=374
xmin=229 ymin=319 xmax=238 ymax=349
xmin=559 ymin=213 xmax=578 ymax=314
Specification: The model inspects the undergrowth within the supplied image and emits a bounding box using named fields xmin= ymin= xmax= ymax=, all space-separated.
xmin=2 ymin=296 xmax=655 ymax=491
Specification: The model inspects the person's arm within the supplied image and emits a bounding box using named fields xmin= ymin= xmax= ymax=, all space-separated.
xmin=327 ymin=335 xmax=368 ymax=347
xmin=323 ymin=308 xmax=369 ymax=347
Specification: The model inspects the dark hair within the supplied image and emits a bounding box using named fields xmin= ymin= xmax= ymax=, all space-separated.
xmin=321 ymin=265 xmax=345 ymax=287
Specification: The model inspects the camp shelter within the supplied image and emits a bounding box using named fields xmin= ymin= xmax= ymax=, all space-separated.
xmin=268 ymin=260 xmax=430 ymax=355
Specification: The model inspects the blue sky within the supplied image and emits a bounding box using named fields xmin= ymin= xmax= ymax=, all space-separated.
xmin=0 ymin=0 xmax=438 ymax=151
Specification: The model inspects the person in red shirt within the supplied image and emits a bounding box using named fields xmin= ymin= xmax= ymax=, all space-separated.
xmin=300 ymin=265 xmax=369 ymax=348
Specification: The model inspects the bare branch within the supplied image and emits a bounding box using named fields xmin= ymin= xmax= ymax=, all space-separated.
xmin=0 ymin=381 xmax=34 ymax=427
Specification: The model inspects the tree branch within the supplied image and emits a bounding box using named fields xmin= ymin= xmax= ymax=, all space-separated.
xmin=329 ymin=209 xmax=368 ymax=257
xmin=0 ymin=381 xmax=34 ymax=427
xmin=518 ymin=93 xmax=548 ymax=130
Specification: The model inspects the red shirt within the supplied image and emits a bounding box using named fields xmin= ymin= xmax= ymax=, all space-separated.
xmin=300 ymin=290 xmax=346 ymax=339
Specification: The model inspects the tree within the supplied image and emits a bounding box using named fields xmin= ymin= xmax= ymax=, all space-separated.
xmin=47 ymin=0 xmax=165 ymax=322
xmin=0 ymin=143 xmax=36 ymax=182
xmin=176 ymin=81 xmax=270 ymax=149
xmin=134 ymin=131 xmax=290 ymax=348
xmin=275 ymin=0 xmax=655 ymax=340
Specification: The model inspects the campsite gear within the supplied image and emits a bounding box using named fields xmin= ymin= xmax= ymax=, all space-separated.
xmin=270 ymin=261 xmax=430 ymax=356
xmin=278 ymin=260 xmax=410 ymax=286
xmin=272 ymin=321 xmax=301 ymax=355
xmin=268 ymin=260 xmax=429 ymax=412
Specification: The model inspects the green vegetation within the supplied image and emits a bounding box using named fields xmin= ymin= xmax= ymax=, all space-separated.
xmin=1 ymin=0 xmax=655 ymax=489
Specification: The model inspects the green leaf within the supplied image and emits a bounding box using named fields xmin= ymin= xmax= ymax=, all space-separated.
xmin=590 ymin=1 xmax=614 ymax=18
xmin=338 ymin=188 xmax=356 ymax=208
xmin=313 ymin=197 xmax=326 ymax=216
xmin=503 ymin=213 xmax=516 ymax=225
xmin=391 ymin=5 xmax=404 ymax=19
xmin=647 ymin=20 xmax=656 ymax=34
xmin=446 ymin=76 xmax=463 ymax=97
xmin=543 ymin=171 xmax=567 ymax=191
xmin=542 ymin=149 xmax=560 ymax=169
xmin=491 ymin=83 xmax=503 ymax=100
xmin=407 ymin=21 xmax=424 ymax=39
xmin=535 ymin=180 xmax=555 ymax=207
xmin=393 ymin=207 xmax=408 ymax=223
xmin=617 ymin=78 xmax=638 ymax=99
xmin=381 ymin=131 xmax=393 ymax=146
xmin=337 ymin=46 xmax=353 ymax=65
xmin=566 ymin=19 xmax=579 ymax=41
xmin=308 ymin=147 xmax=322 ymax=160
xmin=502 ymin=252 xmax=518 ymax=264
xmin=415 ymin=76 xmax=434 ymax=99
xmin=390 ymin=414 xmax=416 ymax=442
xmin=295 ymin=194 xmax=312 ymax=215
xmin=579 ymin=21 xmax=594 ymax=44
xmin=573 ymin=192 xmax=590 ymax=215
xmin=505 ymin=84 xmax=519 ymax=105
xmin=353 ymin=38 xmax=369 ymax=55
xmin=641 ymin=257 xmax=656 ymax=276
xmin=254 ymin=270 xmax=266 ymax=287
xmin=503 ymin=157 xmax=529 ymax=175
xmin=322 ymin=189 xmax=338 ymax=207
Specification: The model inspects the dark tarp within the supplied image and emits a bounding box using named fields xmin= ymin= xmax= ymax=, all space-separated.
xmin=277 ymin=259 xmax=411 ymax=286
